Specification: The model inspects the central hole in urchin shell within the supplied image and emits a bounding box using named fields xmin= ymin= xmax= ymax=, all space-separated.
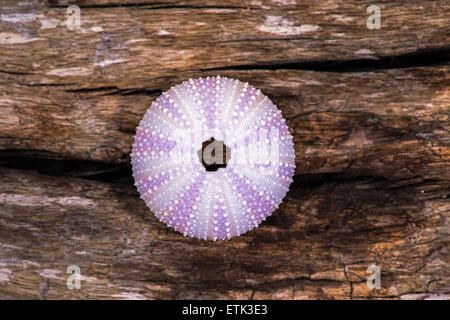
xmin=197 ymin=137 xmax=231 ymax=171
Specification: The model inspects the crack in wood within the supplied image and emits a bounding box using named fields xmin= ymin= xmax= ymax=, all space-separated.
xmin=202 ymin=47 xmax=450 ymax=72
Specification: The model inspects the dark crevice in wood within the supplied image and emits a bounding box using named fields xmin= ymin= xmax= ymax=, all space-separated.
xmin=64 ymin=86 xmax=162 ymax=96
xmin=22 ymin=83 xmax=78 ymax=87
xmin=291 ymin=173 xmax=386 ymax=189
xmin=0 ymin=149 xmax=442 ymax=192
xmin=202 ymin=47 xmax=450 ymax=72
xmin=64 ymin=86 xmax=123 ymax=93
xmin=45 ymin=0 xmax=152 ymax=7
xmin=0 ymin=149 xmax=132 ymax=184
xmin=46 ymin=1 xmax=256 ymax=10
xmin=111 ymin=88 xmax=163 ymax=96
xmin=138 ymin=5 xmax=258 ymax=10
xmin=0 ymin=69 xmax=32 ymax=76
xmin=0 ymin=149 xmax=365 ymax=186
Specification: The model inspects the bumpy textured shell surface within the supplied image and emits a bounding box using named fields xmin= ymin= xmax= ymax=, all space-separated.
xmin=131 ymin=76 xmax=295 ymax=240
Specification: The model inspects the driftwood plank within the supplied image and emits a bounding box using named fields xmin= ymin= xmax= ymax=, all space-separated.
xmin=0 ymin=0 xmax=449 ymax=87
xmin=0 ymin=167 xmax=448 ymax=299
xmin=1 ymin=67 xmax=449 ymax=179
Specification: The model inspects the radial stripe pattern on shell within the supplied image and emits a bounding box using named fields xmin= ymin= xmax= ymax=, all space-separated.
xmin=131 ymin=76 xmax=295 ymax=241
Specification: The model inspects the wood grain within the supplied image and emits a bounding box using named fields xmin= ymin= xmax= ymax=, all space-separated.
xmin=0 ymin=0 xmax=449 ymax=299
xmin=0 ymin=167 xmax=448 ymax=299
xmin=0 ymin=0 xmax=448 ymax=87
xmin=1 ymin=67 xmax=449 ymax=179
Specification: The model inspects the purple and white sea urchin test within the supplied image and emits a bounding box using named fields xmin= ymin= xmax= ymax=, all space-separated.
xmin=131 ymin=76 xmax=295 ymax=241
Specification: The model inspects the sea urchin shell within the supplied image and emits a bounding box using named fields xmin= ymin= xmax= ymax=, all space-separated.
xmin=131 ymin=76 xmax=295 ymax=240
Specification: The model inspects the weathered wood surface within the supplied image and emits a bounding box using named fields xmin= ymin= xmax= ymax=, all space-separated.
xmin=1 ymin=0 xmax=449 ymax=83
xmin=1 ymin=66 xmax=449 ymax=179
xmin=0 ymin=0 xmax=449 ymax=299
xmin=0 ymin=167 xmax=448 ymax=299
